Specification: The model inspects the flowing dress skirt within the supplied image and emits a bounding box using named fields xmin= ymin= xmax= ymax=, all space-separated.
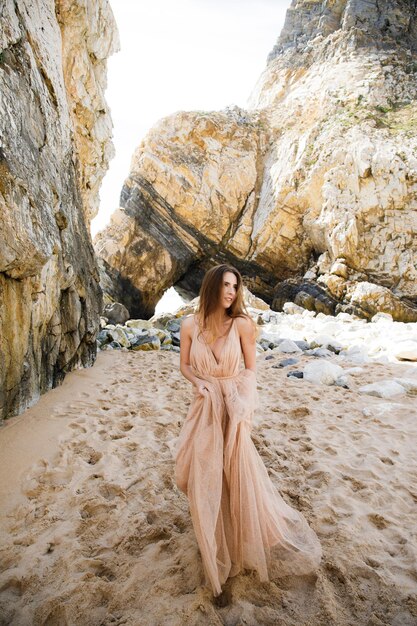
xmin=175 ymin=318 xmax=322 ymax=595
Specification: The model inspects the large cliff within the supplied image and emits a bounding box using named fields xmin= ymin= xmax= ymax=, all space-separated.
xmin=95 ymin=0 xmax=417 ymax=322
xmin=0 ymin=0 xmax=119 ymax=419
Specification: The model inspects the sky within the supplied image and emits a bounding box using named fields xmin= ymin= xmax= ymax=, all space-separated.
xmin=91 ymin=0 xmax=290 ymax=237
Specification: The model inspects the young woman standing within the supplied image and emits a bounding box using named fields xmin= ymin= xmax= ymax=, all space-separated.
xmin=175 ymin=264 xmax=322 ymax=597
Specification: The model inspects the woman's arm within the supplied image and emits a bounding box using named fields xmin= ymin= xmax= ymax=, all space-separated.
xmin=236 ymin=315 xmax=257 ymax=372
xmin=180 ymin=315 xmax=209 ymax=396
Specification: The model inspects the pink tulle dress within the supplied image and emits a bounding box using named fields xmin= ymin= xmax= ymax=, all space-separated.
xmin=175 ymin=316 xmax=322 ymax=596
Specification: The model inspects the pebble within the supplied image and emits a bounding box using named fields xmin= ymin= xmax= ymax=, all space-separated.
xmin=287 ymin=371 xmax=303 ymax=378
xmin=273 ymin=358 xmax=299 ymax=368
xmin=305 ymin=348 xmax=334 ymax=358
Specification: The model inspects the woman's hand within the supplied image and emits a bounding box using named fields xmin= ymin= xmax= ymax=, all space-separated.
xmin=195 ymin=380 xmax=211 ymax=397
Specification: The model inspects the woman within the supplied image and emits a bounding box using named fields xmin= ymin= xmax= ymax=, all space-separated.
xmin=175 ymin=264 xmax=322 ymax=597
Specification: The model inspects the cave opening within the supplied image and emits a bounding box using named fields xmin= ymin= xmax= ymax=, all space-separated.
xmin=154 ymin=286 xmax=186 ymax=315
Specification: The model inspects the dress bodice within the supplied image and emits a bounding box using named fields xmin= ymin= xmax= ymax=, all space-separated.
xmin=190 ymin=316 xmax=241 ymax=379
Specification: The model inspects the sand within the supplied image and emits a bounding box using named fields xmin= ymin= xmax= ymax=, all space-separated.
xmin=1 ymin=348 xmax=417 ymax=626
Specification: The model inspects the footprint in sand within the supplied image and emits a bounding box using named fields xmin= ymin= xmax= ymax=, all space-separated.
xmin=342 ymin=475 xmax=367 ymax=491
xmin=0 ymin=576 xmax=24 ymax=598
xmin=72 ymin=445 xmax=103 ymax=465
xmin=110 ymin=433 xmax=125 ymax=440
xmin=368 ymin=513 xmax=390 ymax=529
xmin=307 ymin=470 xmax=331 ymax=488
xmin=68 ymin=422 xmax=87 ymax=434
xmin=119 ymin=421 xmax=134 ymax=432
xmin=113 ymin=409 xmax=131 ymax=418
xmin=99 ymin=482 xmax=126 ymax=501
xmin=79 ymin=500 xmax=116 ymax=520
xmin=119 ymin=523 xmax=173 ymax=556
xmin=379 ymin=456 xmax=394 ymax=465
xmin=290 ymin=406 xmax=311 ymax=418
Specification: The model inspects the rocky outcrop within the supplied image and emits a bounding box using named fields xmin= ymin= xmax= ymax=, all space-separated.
xmin=95 ymin=0 xmax=417 ymax=322
xmin=0 ymin=0 xmax=119 ymax=419
xmin=94 ymin=107 xmax=279 ymax=318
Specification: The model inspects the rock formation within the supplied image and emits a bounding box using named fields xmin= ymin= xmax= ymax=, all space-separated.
xmin=95 ymin=0 xmax=417 ymax=322
xmin=0 ymin=0 xmax=119 ymax=419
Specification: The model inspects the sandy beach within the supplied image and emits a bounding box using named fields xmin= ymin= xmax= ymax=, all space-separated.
xmin=1 ymin=346 xmax=417 ymax=626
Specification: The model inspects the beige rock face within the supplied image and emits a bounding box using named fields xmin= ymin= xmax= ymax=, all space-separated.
xmin=0 ymin=0 xmax=118 ymax=419
xmin=96 ymin=0 xmax=417 ymax=322
xmin=56 ymin=0 xmax=119 ymax=222
xmin=95 ymin=108 xmax=275 ymax=317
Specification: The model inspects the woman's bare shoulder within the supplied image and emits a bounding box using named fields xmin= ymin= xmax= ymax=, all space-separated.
xmin=181 ymin=313 xmax=198 ymax=333
xmin=235 ymin=314 xmax=255 ymax=335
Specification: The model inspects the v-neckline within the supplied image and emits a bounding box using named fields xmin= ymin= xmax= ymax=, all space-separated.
xmin=200 ymin=317 xmax=235 ymax=366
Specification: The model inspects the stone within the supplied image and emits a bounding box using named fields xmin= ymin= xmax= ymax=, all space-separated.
xmin=371 ymin=312 xmax=394 ymax=323
xmin=277 ymin=339 xmax=302 ymax=354
xmin=339 ymin=346 xmax=370 ymax=364
xmin=131 ymin=335 xmax=161 ymax=351
xmin=330 ymin=260 xmax=349 ymax=279
xmin=310 ymin=335 xmax=343 ymax=353
xmin=273 ymin=281 xmax=338 ymax=316
xmin=107 ymin=327 xmax=130 ymax=348
xmin=335 ymin=375 xmax=351 ymax=389
xmin=283 ymin=302 xmax=305 ymax=315
xmin=394 ymin=378 xmax=417 ymax=393
xmin=258 ymin=310 xmax=280 ymax=324
xmin=258 ymin=339 xmax=271 ymax=351
xmin=303 ymin=361 xmax=345 ymax=386
xmin=0 ymin=0 xmax=118 ymax=420
xmin=305 ymin=348 xmax=334 ymax=358
xmin=345 ymin=367 xmax=365 ymax=375
xmin=103 ymin=302 xmax=130 ymax=325
xmin=125 ymin=319 xmax=155 ymax=329
xmin=243 ymin=287 xmax=270 ymax=311
xmin=362 ymin=403 xmax=405 ymax=418
xmin=287 ymin=371 xmax=303 ymax=379
xmin=393 ymin=341 xmax=417 ymax=361
xmin=359 ymin=381 xmax=407 ymax=398
xmin=166 ymin=319 xmax=182 ymax=333
xmin=343 ymin=283 xmax=417 ymax=322
xmin=336 ymin=312 xmax=355 ymax=323
xmin=97 ymin=330 xmax=111 ymax=345
xmin=100 ymin=317 xmax=109 ymax=329
xmin=293 ymin=340 xmax=310 ymax=351
xmin=149 ymin=313 xmax=176 ymax=329
xmin=274 ymin=358 xmax=299 ymax=368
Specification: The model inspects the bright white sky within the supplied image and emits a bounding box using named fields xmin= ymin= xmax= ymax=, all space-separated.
xmin=91 ymin=0 xmax=289 ymax=237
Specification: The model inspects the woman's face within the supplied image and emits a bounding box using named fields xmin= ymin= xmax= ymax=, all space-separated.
xmin=219 ymin=271 xmax=238 ymax=310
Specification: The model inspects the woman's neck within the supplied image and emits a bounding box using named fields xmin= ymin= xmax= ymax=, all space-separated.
xmin=210 ymin=308 xmax=230 ymax=324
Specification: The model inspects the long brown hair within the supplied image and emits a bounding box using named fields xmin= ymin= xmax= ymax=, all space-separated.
xmin=196 ymin=264 xmax=256 ymax=343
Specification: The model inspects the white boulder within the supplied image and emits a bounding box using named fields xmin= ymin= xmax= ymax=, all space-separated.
xmin=394 ymin=378 xmax=417 ymax=393
xmin=283 ymin=302 xmax=305 ymax=315
xmin=303 ymin=361 xmax=345 ymax=385
xmin=278 ymin=339 xmax=303 ymax=354
xmin=359 ymin=381 xmax=406 ymax=398
xmin=394 ymin=341 xmax=417 ymax=361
